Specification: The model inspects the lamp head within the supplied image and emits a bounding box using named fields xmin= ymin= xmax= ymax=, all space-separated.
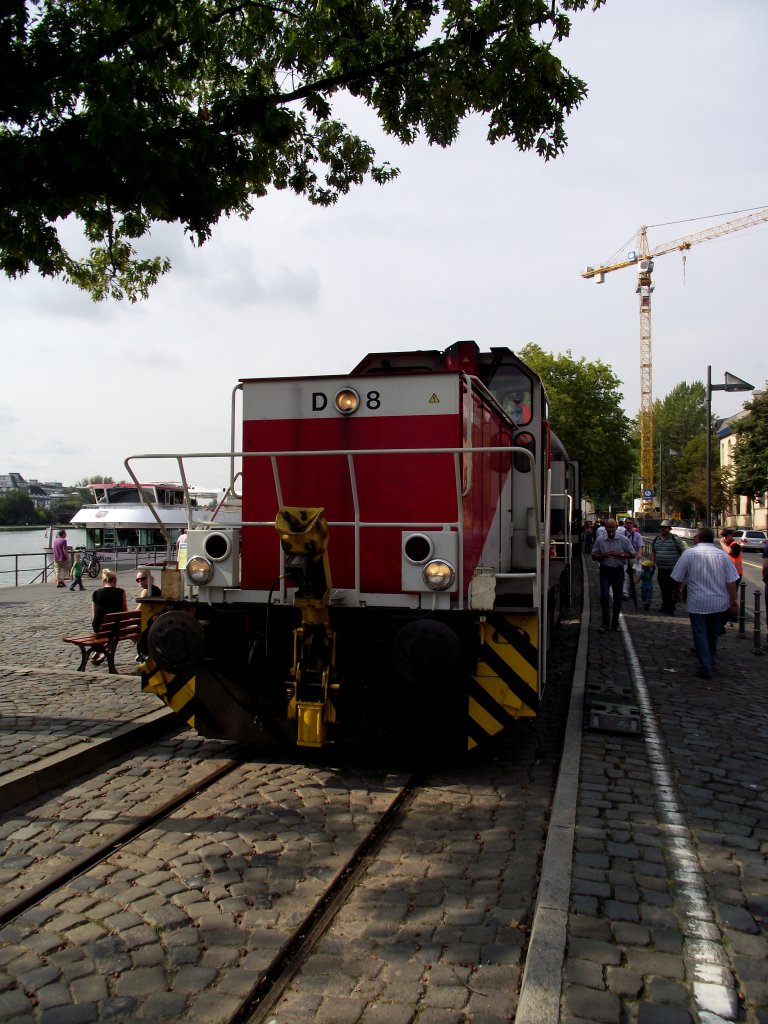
xmin=722 ymin=372 xmax=754 ymax=393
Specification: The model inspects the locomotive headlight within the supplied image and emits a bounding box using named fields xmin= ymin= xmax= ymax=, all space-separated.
xmin=422 ymin=559 xmax=455 ymax=591
xmin=335 ymin=387 xmax=360 ymax=415
xmin=186 ymin=555 xmax=214 ymax=585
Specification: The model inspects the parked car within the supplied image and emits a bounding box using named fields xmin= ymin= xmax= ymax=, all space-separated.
xmin=670 ymin=525 xmax=697 ymax=543
xmin=731 ymin=529 xmax=768 ymax=552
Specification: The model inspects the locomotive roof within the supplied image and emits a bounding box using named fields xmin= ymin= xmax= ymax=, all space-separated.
xmin=239 ymin=341 xmax=549 ymax=415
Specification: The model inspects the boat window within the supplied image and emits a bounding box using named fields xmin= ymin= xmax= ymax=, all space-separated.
xmin=107 ymin=487 xmax=143 ymax=504
xmin=487 ymin=368 xmax=534 ymax=426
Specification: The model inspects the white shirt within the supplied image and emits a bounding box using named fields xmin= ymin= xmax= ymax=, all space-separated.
xmin=618 ymin=526 xmax=643 ymax=556
xmin=671 ymin=542 xmax=739 ymax=614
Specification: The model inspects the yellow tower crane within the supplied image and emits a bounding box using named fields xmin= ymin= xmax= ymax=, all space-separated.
xmin=582 ymin=207 xmax=768 ymax=514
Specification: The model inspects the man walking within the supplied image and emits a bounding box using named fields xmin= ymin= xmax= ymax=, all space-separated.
xmin=618 ymin=517 xmax=643 ymax=597
xmin=592 ymin=519 xmax=636 ymax=633
xmin=52 ymin=529 xmax=69 ymax=589
xmin=719 ymin=527 xmax=743 ymax=579
xmin=651 ymin=520 xmax=685 ymax=614
xmin=671 ymin=527 xmax=739 ymax=680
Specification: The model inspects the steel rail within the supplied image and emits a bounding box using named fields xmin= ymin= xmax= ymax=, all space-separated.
xmin=0 ymin=755 xmax=250 ymax=927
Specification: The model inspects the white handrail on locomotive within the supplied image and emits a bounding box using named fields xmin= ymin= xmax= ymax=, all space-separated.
xmin=124 ymin=443 xmax=543 ymax=612
xmin=549 ymin=491 xmax=574 ymax=561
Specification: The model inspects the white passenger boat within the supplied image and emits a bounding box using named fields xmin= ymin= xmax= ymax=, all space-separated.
xmin=66 ymin=482 xmax=222 ymax=564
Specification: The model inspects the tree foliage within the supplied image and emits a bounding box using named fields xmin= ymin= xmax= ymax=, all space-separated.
xmin=652 ymin=381 xmax=706 ymax=456
xmin=0 ymin=489 xmax=38 ymax=524
xmin=517 ymin=343 xmax=634 ymax=503
xmin=2 ymin=0 xmax=603 ymax=300
xmin=75 ymin=475 xmax=115 ymax=486
xmin=733 ymin=389 xmax=768 ymax=499
xmin=651 ymin=380 xmax=707 ymax=515
xmin=666 ymin=434 xmax=707 ymax=521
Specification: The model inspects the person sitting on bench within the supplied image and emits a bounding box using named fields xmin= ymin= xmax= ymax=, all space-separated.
xmin=91 ymin=569 xmax=127 ymax=664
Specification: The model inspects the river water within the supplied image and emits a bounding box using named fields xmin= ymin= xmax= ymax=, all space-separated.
xmin=0 ymin=528 xmax=179 ymax=588
xmin=0 ymin=528 xmax=88 ymax=587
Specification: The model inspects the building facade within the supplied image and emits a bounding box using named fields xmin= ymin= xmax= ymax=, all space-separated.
xmin=0 ymin=473 xmax=72 ymax=510
xmin=718 ymin=392 xmax=768 ymax=531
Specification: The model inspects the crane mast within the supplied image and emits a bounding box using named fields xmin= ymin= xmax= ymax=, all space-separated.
xmin=637 ymin=238 xmax=653 ymax=512
xmin=582 ymin=208 xmax=768 ymax=515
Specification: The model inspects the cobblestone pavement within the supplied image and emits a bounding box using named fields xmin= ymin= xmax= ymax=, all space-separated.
xmin=2 ymin=556 xmax=766 ymax=1023
xmin=558 ymin=558 xmax=768 ymax=1024
xmin=0 ymin=759 xmax=411 ymax=1023
xmin=0 ymin=571 xmax=145 ymax=678
xmin=0 ymin=570 xmax=580 ymax=1023
xmin=0 ymin=572 xmax=176 ymax=809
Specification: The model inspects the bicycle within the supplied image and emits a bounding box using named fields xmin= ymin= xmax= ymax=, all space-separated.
xmin=75 ymin=548 xmax=101 ymax=578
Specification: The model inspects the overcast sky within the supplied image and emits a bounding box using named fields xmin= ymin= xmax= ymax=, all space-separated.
xmin=2 ymin=0 xmax=766 ymax=491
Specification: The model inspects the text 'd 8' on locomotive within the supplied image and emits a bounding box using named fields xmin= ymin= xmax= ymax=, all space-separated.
xmin=131 ymin=341 xmax=579 ymax=759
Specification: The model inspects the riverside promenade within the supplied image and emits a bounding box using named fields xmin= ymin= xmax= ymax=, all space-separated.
xmin=0 ymin=571 xmax=178 ymax=812
xmin=1 ymin=560 xmax=767 ymax=1022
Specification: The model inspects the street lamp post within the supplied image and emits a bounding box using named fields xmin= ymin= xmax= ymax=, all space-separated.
xmin=706 ymin=367 xmax=754 ymax=529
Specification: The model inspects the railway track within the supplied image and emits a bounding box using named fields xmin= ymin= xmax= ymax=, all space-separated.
xmin=0 ymin=749 xmax=425 ymax=1023
xmin=0 ymin=750 xmax=430 ymax=1022
xmin=0 ymin=569 xmax=583 ymax=1022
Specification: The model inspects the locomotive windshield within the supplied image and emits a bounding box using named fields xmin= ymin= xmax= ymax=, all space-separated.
xmin=487 ymin=368 xmax=534 ymax=426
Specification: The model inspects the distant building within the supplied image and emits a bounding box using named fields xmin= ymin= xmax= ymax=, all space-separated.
xmin=718 ymin=389 xmax=767 ymax=531
xmin=0 ymin=473 xmax=28 ymax=493
xmin=0 ymin=473 xmax=74 ymax=510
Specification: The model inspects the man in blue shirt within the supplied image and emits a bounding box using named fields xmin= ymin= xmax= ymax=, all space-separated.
xmin=671 ymin=527 xmax=739 ymax=680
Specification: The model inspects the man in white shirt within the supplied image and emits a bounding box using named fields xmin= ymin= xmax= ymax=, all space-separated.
xmin=671 ymin=527 xmax=739 ymax=680
xmin=591 ymin=519 xmax=636 ymax=633
xmin=617 ymin=517 xmax=643 ymax=596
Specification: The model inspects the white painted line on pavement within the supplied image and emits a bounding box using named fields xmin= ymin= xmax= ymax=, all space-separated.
xmin=621 ymin=627 xmax=740 ymax=1024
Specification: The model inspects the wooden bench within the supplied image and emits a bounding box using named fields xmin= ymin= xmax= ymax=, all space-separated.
xmin=63 ymin=610 xmax=143 ymax=673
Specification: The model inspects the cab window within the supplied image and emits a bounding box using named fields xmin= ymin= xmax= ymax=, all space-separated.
xmin=489 ymin=369 xmax=533 ymax=426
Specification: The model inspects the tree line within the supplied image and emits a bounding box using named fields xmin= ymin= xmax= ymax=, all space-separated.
xmin=518 ymin=346 xmax=767 ymax=521
xmin=0 ymin=477 xmax=115 ymax=527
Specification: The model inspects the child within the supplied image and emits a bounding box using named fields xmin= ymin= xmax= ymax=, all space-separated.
xmin=640 ymin=558 xmax=654 ymax=610
xmin=69 ymin=553 xmax=85 ymax=591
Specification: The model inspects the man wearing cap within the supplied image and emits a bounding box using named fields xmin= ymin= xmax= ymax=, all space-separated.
xmin=651 ymin=521 xmax=686 ymax=614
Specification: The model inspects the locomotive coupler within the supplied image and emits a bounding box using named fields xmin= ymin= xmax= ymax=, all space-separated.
xmin=276 ymin=506 xmax=339 ymax=747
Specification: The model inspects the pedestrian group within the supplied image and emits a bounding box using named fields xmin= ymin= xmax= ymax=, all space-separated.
xmin=588 ymin=516 xmax=748 ymax=681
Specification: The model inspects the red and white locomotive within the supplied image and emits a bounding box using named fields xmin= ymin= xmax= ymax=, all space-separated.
xmin=133 ymin=340 xmax=577 ymax=757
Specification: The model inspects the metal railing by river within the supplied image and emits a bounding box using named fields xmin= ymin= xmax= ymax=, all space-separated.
xmin=0 ymin=536 xmax=172 ymax=588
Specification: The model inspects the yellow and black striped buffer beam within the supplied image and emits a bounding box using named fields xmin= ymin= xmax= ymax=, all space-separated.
xmin=468 ymin=613 xmax=540 ymax=750
xmin=142 ymin=668 xmax=202 ymax=729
